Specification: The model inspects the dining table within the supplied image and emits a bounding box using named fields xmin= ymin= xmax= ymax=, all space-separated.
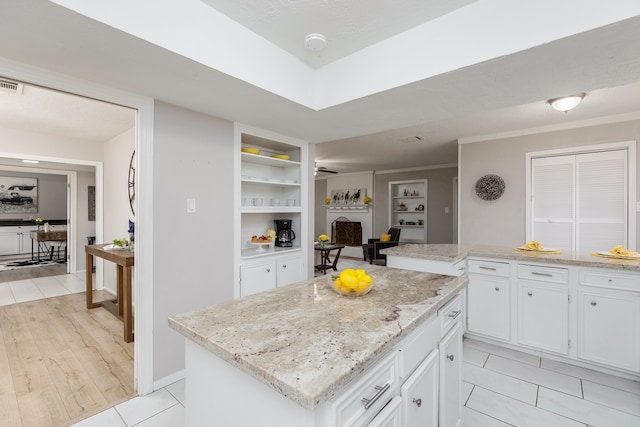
xmin=85 ymin=244 xmax=135 ymax=342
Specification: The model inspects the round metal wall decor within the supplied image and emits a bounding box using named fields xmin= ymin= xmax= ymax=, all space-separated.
xmin=475 ymin=174 xmax=505 ymax=201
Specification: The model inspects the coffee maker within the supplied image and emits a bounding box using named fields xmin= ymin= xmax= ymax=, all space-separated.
xmin=274 ymin=219 xmax=295 ymax=247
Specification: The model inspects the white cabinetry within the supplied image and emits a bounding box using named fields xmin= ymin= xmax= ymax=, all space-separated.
xmin=578 ymin=269 xmax=640 ymax=373
xmin=389 ymin=180 xmax=427 ymax=243
xmin=517 ymin=264 xmax=569 ymax=355
xmin=439 ymin=322 xmax=463 ymax=427
xmin=240 ymin=252 xmax=303 ymax=297
xmin=0 ymin=225 xmax=37 ymax=256
xmin=467 ymin=259 xmax=510 ymax=341
xmin=401 ymin=350 xmax=438 ymax=427
xmin=235 ymin=125 xmax=309 ymax=298
xmin=0 ymin=232 xmax=19 ymax=255
xmin=466 ymin=257 xmax=640 ymax=377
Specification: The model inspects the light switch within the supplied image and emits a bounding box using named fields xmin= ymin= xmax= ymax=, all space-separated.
xmin=445 ymin=207 xmax=449 ymax=214
xmin=187 ymin=198 xmax=196 ymax=213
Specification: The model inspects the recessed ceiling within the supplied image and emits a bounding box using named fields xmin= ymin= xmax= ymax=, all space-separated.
xmin=199 ymin=0 xmax=479 ymax=68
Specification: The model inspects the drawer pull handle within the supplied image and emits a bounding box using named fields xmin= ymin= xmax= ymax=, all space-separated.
xmin=361 ymin=384 xmax=390 ymax=410
xmin=480 ymin=266 xmax=497 ymax=271
xmin=448 ymin=310 xmax=462 ymax=319
xmin=495 ymin=287 xmax=500 ymax=291
xmin=412 ymin=398 xmax=422 ymax=407
xmin=447 ymin=354 xmax=455 ymax=362
xmin=266 ymin=268 xmax=271 ymax=273
xmin=531 ymin=272 xmax=553 ymax=277
xmin=282 ymin=264 xmax=287 ymax=268
xmin=527 ymin=292 xmax=533 ymax=296
xmin=591 ymin=301 xmax=597 ymax=306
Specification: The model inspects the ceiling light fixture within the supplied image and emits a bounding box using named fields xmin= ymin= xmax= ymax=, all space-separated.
xmin=304 ymin=33 xmax=326 ymax=51
xmin=22 ymin=159 xmax=39 ymax=164
xmin=548 ymin=93 xmax=585 ymax=112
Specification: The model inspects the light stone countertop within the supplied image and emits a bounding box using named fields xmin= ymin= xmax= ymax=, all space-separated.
xmin=168 ymin=265 xmax=468 ymax=410
xmin=382 ymin=244 xmax=640 ymax=272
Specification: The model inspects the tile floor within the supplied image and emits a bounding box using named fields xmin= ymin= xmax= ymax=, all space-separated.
xmin=0 ymin=270 xmax=87 ymax=305
xmin=462 ymin=338 xmax=640 ymax=427
xmin=72 ymin=338 xmax=640 ymax=427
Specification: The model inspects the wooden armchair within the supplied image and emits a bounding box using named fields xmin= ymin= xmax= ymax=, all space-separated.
xmin=362 ymin=227 xmax=402 ymax=265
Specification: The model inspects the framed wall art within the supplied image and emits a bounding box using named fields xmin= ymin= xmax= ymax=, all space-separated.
xmin=330 ymin=188 xmax=367 ymax=205
xmin=0 ymin=176 xmax=38 ymax=213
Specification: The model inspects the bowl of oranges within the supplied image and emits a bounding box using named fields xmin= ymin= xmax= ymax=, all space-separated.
xmin=332 ymin=269 xmax=374 ymax=297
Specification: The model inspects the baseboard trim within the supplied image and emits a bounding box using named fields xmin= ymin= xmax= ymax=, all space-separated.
xmin=153 ymin=369 xmax=185 ymax=391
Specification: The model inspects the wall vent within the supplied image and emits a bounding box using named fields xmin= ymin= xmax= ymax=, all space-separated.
xmin=399 ymin=135 xmax=426 ymax=143
xmin=0 ymin=79 xmax=24 ymax=94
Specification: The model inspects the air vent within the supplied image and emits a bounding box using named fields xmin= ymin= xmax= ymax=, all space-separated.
xmin=0 ymin=79 xmax=24 ymax=94
xmin=399 ymin=135 xmax=426 ymax=143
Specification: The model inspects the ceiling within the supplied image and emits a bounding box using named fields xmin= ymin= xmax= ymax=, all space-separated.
xmin=1 ymin=0 xmax=640 ymax=175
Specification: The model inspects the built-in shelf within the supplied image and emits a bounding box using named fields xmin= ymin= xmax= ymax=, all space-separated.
xmin=390 ymin=179 xmax=427 ymax=243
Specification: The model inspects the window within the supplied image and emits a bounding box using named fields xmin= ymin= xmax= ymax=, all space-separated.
xmin=526 ymin=142 xmax=635 ymax=253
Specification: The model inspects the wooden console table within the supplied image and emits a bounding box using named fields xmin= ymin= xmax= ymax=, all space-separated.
xmin=30 ymin=230 xmax=67 ymax=262
xmin=85 ymin=244 xmax=135 ymax=342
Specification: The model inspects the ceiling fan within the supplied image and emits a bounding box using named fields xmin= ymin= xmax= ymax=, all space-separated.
xmin=314 ymin=162 xmax=338 ymax=175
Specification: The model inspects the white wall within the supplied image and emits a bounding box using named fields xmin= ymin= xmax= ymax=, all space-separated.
xmin=459 ymin=118 xmax=640 ymax=248
xmin=153 ymin=102 xmax=235 ymax=381
xmin=103 ymin=127 xmax=135 ymax=293
xmin=324 ymin=172 xmax=374 ymax=258
xmin=0 ymin=127 xmax=106 ymax=162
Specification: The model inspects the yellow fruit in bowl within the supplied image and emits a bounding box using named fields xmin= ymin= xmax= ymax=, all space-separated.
xmin=332 ymin=269 xmax=374 ymax=296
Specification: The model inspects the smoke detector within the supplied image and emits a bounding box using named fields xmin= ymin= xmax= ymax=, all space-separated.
xmin=304 ymin=33 xmax=327 ymax=51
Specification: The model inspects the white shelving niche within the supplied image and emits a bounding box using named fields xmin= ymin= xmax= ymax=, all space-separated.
xmin=389 ymin=179 xmax=428 ymax=243
xmin=235 ymin=125 xmax=309 ymax=298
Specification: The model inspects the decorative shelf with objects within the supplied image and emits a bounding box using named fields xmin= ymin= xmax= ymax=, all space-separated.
xmin=389 ymin=179 xmax=427 ymax=243
xmin=236 ymin=124 xmax=309 ymax=298
xmin=324 ymin=204 xmax=371 ymax=211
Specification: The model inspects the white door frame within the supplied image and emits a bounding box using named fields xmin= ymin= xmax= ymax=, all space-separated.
xmin=0 ymin=163 xmax=87 ymax=275
xmin=0 ymin=57 xmax=155 ymax=395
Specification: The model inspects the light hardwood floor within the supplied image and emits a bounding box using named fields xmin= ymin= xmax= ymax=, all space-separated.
xmin=0 ymin=290 xmax=135 ymax=427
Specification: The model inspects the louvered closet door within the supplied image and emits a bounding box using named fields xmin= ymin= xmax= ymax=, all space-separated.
xmin=576 ymin=150 xmax=627 ymax=253
xmin=531 ymin=156 xmax=575 ymax=251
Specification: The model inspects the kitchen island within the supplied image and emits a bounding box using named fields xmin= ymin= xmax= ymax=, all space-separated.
xmin=169 ymin=265 xmax=468 ymax=426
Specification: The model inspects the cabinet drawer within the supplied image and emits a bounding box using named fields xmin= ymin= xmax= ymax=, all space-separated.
xmin=467 ymin=259 xmax=510 ymax=277
xmin=397 ymin=316 xmax=440 ymax=381
xmin=438 ymin=293 xmax=463 ymax=336
xmin=579 ymin=269 xmax=639 ymax=292
xmin=327 ymin=351 xmax=399 ymax=427
xmin=518 ymin=264 xmax=568 ymax=284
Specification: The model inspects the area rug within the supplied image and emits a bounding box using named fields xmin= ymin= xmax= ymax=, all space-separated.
xmin=0 ymin=258 xmax=65 ymax=272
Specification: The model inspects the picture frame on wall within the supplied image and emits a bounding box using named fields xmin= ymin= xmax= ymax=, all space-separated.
xmin=88 ymin=185 xmax=96 ymax=221
xmin=0 ymin=176 xmax=38 ymax=213
xmin=330 ymin=188 xmax=366 ymax=205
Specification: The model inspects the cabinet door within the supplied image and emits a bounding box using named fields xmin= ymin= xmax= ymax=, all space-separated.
xmin=518 ymin=281 xmax=569 ymax=354
xmin=578 ymin=286 xmax=640 ymax=372
xmin=467 ymin=274 xmax=510 ymax=340
xmin=19 ymin=231 xmax=34 ymax=254
xmin=401 ymin=349 xmax=438 ymax=427
xmin=240 ymin=260 xmax=277 ymax=297
xmin=276 ymin=254 xmax=303 ymax=287
xmin=439 ymin=322 xmax=463 ymax=427
xmin=0 ymin=232 xmax=19 ymax=255
xmin=367 ymin=396 xmax=402 ymax=427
